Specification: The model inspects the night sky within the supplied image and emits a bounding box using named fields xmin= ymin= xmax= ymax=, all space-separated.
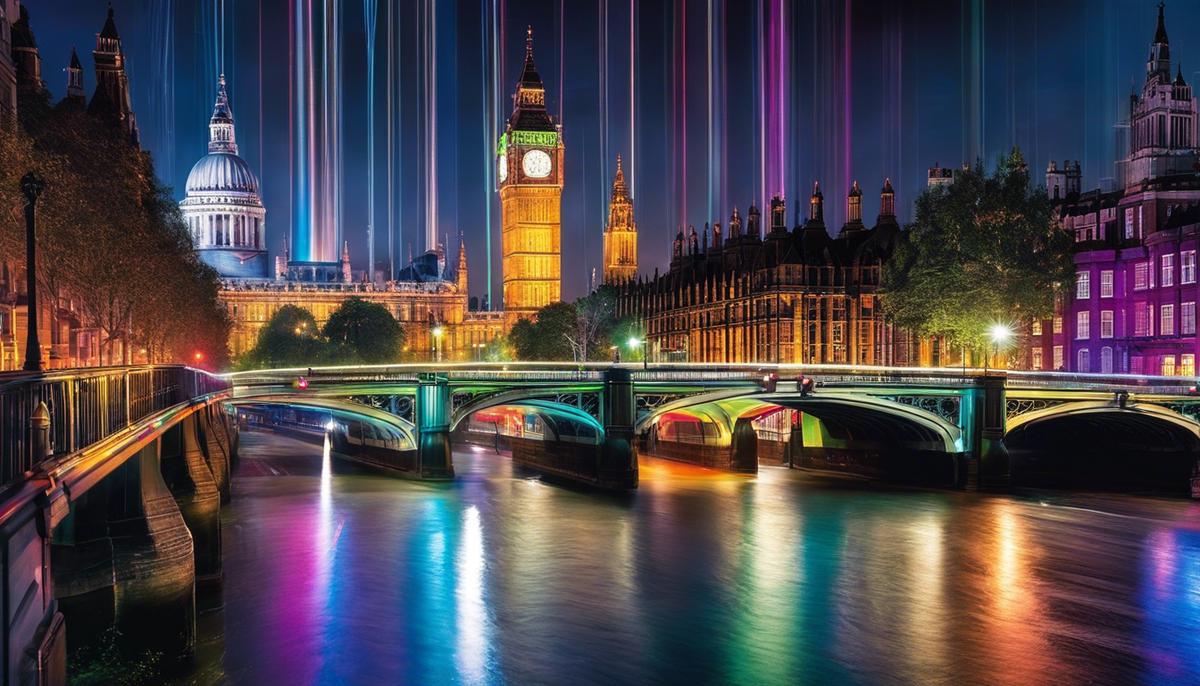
xmin=31 ymin=0 xmax=1194 ymax=301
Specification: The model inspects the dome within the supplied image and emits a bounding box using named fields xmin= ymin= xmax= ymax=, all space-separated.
xmin=186 ymin=152 xmax=260 ymax=195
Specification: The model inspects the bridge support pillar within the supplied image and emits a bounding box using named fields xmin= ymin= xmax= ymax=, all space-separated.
xmin=730 ymin=418 xmax=759 ymax=473
xmin=415 ymin=373 xmax=454 ymax=480
xmin=598 ymin=369 xmax=638 ymax=489
xmin=198 ymin=406 xmax=232 ymax=504
xmin=160 ymin=414 xmax=222 ymax=585
xmin=961 ymin=375 xmax=1009 ymax=490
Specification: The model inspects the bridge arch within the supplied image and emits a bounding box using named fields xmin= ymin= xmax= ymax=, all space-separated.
xmin=1005 ymin=401 xmax=1200 ymax=494
xmin=450 ymin=393 xmax=605 ymax=446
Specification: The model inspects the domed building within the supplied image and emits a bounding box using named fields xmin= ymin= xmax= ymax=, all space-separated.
xmin=182 ymin=75 xmax=267 ymax=279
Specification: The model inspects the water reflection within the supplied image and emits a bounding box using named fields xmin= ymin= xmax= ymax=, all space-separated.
xmin=182 ymin=432 xmax=1200 ymax=685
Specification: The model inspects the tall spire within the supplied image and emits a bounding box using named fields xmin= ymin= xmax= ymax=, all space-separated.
xmin=508 ymin=26 xmax=553 ymax=131
xmin=208 ymin=75 xmax=238 ymax=154
xmin=1148 ymin=2 xmax=1171 ymax=81
xmin=611 ymin=154 xmax=628 ymax=199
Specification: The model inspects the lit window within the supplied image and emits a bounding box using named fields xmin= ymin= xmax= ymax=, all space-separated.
xmin=1100 ymin=270 xmax=1114 ymax=298
xmin=1183 ymin=251 xmax=1197 ymax=284
xmin=1162 ymin=355 xmax=1177 ymax=376
xmin=1053 ymin=316 xmax=1063 ymax=334
xmin=1032 ymin=348 xmax=1043 ymax=370
xmin=1101 ymin=347 xmax=1114 ymax=374
xmin=1161 ymin=304 xmax=1176 ymax=336
xmin=1053 ymin=345 xmax=1064 ymax=370
xmin=1031 ymin=320 xmax=1042 ymax=336
xmin=1125 ymin=207 xmax=1135 ymax=239
xmin=1077 ymin=348 xmax=1090 ymax=372
xmin=1183 ymin=354 xmax=1197 ymax=377
xmin=1134 ymin=262 xmax=1150 ymax=290
xmin=1076 ymin=311 xmax=1090 ymax=339
xmin=1161 ymin=254 xmax=1175 ymax=287
xmin=1184 ymin=302 xmax=1196 ymax=335
xmin=1076 ymin=271 xmax=1091 ymax=299
xmin=1100 ymin=310 xmax=1114 ymax=338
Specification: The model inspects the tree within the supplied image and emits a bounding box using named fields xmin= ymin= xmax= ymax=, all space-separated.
xmin=322 ymin=297 xmax=405 ymax=363
xmin=567 ymin=286 xmax=618 ymax=362
xmin=882 ymin=149 xmax=1074 ymax=353
xmin=510 ymin=302 xmax=577 ymax=361
xmin=240 ymin=306 xmax=329 ymax=369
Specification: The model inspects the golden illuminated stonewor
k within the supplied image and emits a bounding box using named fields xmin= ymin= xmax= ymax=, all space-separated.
xmin=497 ymin=26 xmax=564 ymax=322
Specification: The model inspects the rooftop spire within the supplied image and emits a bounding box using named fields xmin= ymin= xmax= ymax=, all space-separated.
xmin=100 ymin=3 xmax=120 ymax=41
xmin=1155 ymin=2 xmax=1169 ymax=45
xmin=207 ymin=75 xmax=238 ymax=154
xmin=611 ymin=154 xmax=628 ymax=199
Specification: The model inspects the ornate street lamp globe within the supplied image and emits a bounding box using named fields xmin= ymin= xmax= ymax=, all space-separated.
xmin=180 ymin=75 xmax=268 ymax=279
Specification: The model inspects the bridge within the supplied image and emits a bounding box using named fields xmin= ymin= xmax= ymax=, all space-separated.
xmin=228 ymin=362 xmax=1200 ymax=494
xmin=2 ymin=362 xmax=1198 ymax=684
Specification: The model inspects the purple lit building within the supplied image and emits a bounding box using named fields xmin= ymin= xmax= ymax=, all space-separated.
xmin=1029 ymin=4 xmax=1200 ymax=376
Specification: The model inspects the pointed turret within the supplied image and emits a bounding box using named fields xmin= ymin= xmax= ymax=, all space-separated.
xmin=841 ymin=181 xmax=866 ymax=237
xmin=1148 ymin=2 xmax=1171 ymax=82
xmin=879 ymin=179 xmax=896 ymax=218
xmin=508 ymin=26 xmax=554 ymax=131
xmin=340 ymin=241 xmax=352 ymax=283
xmin=808 ymin=182 xmax=825 ymax=226
xmin=89 ymin=4 xmax=139 ymax=145
xmin=603 ymin=154 xmax=638 ymax=283
xmin=456 ymin=234 xmax=469 ymax=292
xmin=65 ymin=48 xmax=85 ymax=104
xmin=12 ymin=6 xmax=43 ymax=91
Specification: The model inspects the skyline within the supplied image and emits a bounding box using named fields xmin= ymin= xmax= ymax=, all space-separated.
xmin=32 ymin=0 xmax=1194 ymax=300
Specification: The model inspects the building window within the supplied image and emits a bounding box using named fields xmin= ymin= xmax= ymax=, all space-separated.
xmin=1101 ymin=347 xmax=1114 ymax=374
xmin=1100 ymin=270 xmax=1114 ymax=298
xmin=1183 ymin=354 xmax=1197 ymax=377
xmin=1053 ymin=316 xmax=1063 ymax=334
xmin=1031 ymin=320 xmax=1042 ymax=336
xmin=1161 ymin=304 xmax=1176 ymax=336
xmin=1076 ymin=271 xmax=1090 ymax=299
xmin=1162 ymin=355 xmax=1177 ymax=376
xmin=1076 ymin=311 xmax=1090 ymax=339
xmin=1053 ymin=345 xmax=1064 ymax=370
xmin=1032 ymin=348 xmax=1043 ymax=370
xmin=1134 ymin=302 xmax=1152 ymax=337
xmin=1134 ymin=262 xmax=1150 ymax=290
xmin=1125 ymin=208 xmax=1135 ymax=239
xmin=1162 ymin=254 xmax=1175 ymax=287
xmin=1077 ymin=348 xmax=1090 ymax=372
xmin=1100 ymin=310 xmax=1114 ymax=338
xmin=1131 ymin=355 xmax=1144 ymax=374
xmin=1184 ymin=251 xmax=1197 ymax=285
xmin=1184 ymin=302 xmax=1196 ymax=336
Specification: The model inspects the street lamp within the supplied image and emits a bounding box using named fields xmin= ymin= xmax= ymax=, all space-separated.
xmin=628 ymin=336 xmax=647 ymax=370
xmin=432 ymin=325 xmax=445 ymax=362
xmin=987 ymin=323 xmax=1013 ymax=372
xmin=20 ymin=172 xmax=45 ymax=372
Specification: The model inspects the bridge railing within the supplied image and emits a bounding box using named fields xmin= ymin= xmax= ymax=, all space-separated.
xmin=0 ymin=366 xmax=229 ymax=488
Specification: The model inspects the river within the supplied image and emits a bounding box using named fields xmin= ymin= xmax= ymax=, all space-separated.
xmin=173 ymin=430 xmax=1200 ymax=685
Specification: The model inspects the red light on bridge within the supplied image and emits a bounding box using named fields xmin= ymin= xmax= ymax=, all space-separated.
xmin=799 ymin=375 xmax=815 ymax=395
xmin=193 ymin=351 xmax=204 ymax=362
xmin=759 ymin=372 xmax=779 ymax=392
xmin=294 ymin=376 xmax=309 ymax=390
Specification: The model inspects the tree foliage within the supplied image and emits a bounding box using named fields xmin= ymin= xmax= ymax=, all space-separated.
xmin=322 ymin=297 xmax=405 ymax=363
xmin=510 ymin=286 xmax=629 ymax=362
xmin=0 ymin=88 xmax=231 ymax=367
xmin=240 ymin=299 xmax=406 ymax=368
xmin=881 ymin=149 xmax=1074 ymax=351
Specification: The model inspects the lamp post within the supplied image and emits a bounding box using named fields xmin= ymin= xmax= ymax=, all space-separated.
xmin=628 ymin=336 xmax=647 ymax=370
xmin=20 ymin=172 xmax=45 ymax=372
xmin=987 ymin=323 xmax=1013 ymax=373
xmin=432 ymin=325 xmax=445 ymax=362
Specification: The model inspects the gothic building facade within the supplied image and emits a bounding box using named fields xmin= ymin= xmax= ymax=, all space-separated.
xmin=602 ymin=155 xmax=637 ymax=284
xmin=498 ymin=28 xmax=564 ymax=322
xmin=616 ymin=183 xmax=901 ymax=364
xmin=1029 ymin=3 xmax=1200 ymax=376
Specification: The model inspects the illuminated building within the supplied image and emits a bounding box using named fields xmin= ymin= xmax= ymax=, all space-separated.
xmin=1030 ymin=3 xmax=1200 ymax=375
xmin=616 ymin=183 xmax=904 ymax=364
xmin=182 ymin=76 xmax=268 ymax=279
xmin=602 ymin=155 xmax=638 ymax=284
xmin=498 ymin=27 xmax=564 ymax=322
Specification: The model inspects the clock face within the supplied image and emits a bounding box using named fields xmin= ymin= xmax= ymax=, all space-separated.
xmin=522 ymin=149 xmax=553 ymax=179
xmin=498 ymin=154 xmax=508 ymax=183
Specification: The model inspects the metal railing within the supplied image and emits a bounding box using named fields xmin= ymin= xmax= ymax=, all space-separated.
xmin=0 ymin=366 xmax=229 ymax=487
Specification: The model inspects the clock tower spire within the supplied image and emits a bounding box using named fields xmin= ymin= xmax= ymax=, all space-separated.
xmin=498 ymin=26 xmax=564 ymax=321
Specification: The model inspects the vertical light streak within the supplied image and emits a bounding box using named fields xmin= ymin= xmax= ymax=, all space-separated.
xmin=386 ymin=0 xmax=395 ymax=278
xmin=756 ymin=0 xmax=764 ymax=209
xmin=600 ymin=0 xmax=609 ymax=230
xmin=365 ymin=0 xmax=379 ymax=280
xmin=258 ymin=0 xmax=264 ymax=182
xmin=481 ymin=0 xmax=492 ymax=304
xmin=489 ymin=0 xmax=501 ymax=306
xmin=455 ymin=505 xmax=488 ymax=682
xmin=842 ymin=0 xmax=851 ymax=195
xmin=629 ymin=0 xmax=635 ymax=200
xmin=707 ymin=0 xmax=714 ymax=222
xmin=424 ymin=0 xmax=439 ymax=251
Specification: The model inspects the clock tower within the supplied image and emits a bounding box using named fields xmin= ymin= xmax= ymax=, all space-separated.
xmin=498 ymin=27 xmax=564 ymax=321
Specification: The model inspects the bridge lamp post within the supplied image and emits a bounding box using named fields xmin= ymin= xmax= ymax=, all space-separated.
xmin=628 ymin=336 xmax=647 ymax=370
xmin=20 ymin=172 xmax=45 ymax=372
xmin=432 ymin=325 xmax=445 ymax=363
xmin=987 ymin=324 xmax=1013 ymax=372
